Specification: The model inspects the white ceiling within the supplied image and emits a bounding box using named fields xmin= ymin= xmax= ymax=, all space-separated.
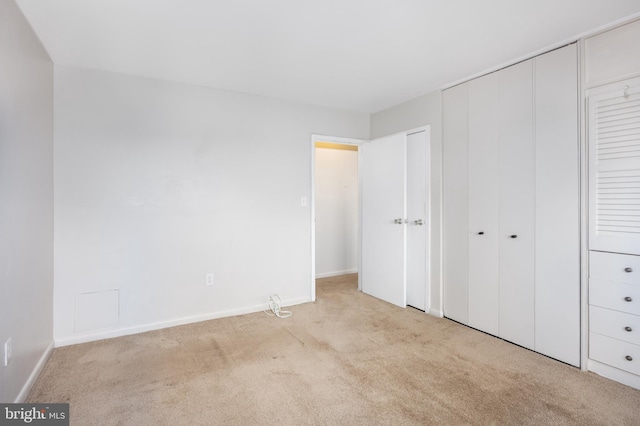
xmin=16 ymin=0 xmax=640 ymax=113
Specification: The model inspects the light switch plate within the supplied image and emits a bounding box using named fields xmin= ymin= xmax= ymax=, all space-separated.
xmin=4 ymin=337 xmax=12 ymax=367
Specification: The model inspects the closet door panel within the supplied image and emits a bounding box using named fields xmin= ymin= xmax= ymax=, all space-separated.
xmin=498 ymin=60 xmax=535 ymax=349
xmin=534 ymin=45 xmax=580 ymax=366
xmin=588 ymin=77 xmax=640 ymax=255
xmin=468 ymin=73 xmax=500 ymax=335
xmin=443 ymin=83 xmax=469 ymax=324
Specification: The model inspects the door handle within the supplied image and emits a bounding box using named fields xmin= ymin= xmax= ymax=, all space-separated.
xmin=414 ymin=219 xmax=424 ymax=226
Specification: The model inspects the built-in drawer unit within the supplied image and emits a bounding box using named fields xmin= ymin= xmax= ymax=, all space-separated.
xmin=590 ymin=332 xmax=640 ymax=376
xmin=590 ymin=251 xmax=640 ymax=285
xmin=590 ymin=280 xmax=640 ymax=314
xmin=590 ymin=306 xmax=640 ymax=345
xmin=589 ymin=251 xmax=640 ymax=315
xmin=585 ymin=43 xmax=640 ymax=387
xmin=589 ymin=250 xmax=640 ymax=378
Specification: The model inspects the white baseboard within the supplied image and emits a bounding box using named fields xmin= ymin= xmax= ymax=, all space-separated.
xmin=15 ymin=341 xmax=54 ymax=403
xmin=588 ymin=358 xmax=640 ymax=390
xmin=315 ymin=269 xmax=358 ymax=279
xmin=429 ymin=308 xmax=444 ymax=318
xmin=55 ymin=296 xmax=311 ymax=347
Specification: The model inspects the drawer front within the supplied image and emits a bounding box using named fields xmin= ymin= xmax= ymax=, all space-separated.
xmin=590 ymin=332 xmax=640 ymax=375
xmin=590 ymin=251 xmax=640 ymax=285
xmin=590 ymin=278 xmax=640 ymax=315
xmin=590 ymin=306 xmax=640 ymax=345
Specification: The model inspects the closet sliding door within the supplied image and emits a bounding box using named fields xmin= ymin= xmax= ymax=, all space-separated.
xmin=534 ymin=46 xmax=580 ymax=365
xmin=443 ymin=84 xmax=469 ymax=324
xmin=443 ymin=44 xmax=580 ymax=366
xmin=498 ymin=59 xmax=536 ymax=349
xmin=467 ymin=72 xmax=500 ymax=335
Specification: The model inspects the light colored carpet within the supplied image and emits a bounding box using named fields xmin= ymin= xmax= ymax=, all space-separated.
xmin=28 ymin=274 xmax=640 ymax=425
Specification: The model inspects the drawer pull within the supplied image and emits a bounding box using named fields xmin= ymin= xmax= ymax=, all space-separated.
xmin=625 ymin=326 xmax=633 ymax=332
xmin=626 ymin=355 xmax=633 ymax=362
xmin=510 ymin=235 xmax=518 ymax=239
xmin=625 ymin=296 xmax=633 ymax=302
xmin=625 ymin=267 xmax=633 ymax=273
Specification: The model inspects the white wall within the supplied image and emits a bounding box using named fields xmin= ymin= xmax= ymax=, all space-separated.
xmin=0 ymin=0 xmax=54 ymax=402
xmin=370 ymin=90 xmax=443 ymax=315
xmin=315 ymin=148 xmax=358 ymax=278
xmin=53 ymin=65 xmax=369 ymax=345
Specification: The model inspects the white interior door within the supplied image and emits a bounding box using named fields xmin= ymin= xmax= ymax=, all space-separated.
xmin=406 ymin=131 xmax=428 ymax=311
xmin=361 ymin=134 xmax=406 ymax=307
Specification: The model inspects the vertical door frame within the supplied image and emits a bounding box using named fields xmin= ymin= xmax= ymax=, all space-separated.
xmin=411 ymin=126 xmax=432 ymax=313
xmin=310 ymin=134 xmax=365 ymax=302
xmin=578 ymin=38 xmax=589 ymax=372
xmin=405 ymin=127 xmax=431 ymax=312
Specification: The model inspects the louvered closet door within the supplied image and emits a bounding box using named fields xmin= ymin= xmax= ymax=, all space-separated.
xmin=589 ymin=77 xmax=640 ymax=256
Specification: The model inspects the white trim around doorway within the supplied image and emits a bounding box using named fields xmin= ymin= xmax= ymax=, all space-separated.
xmin=310 ymin=134 xmax=365 ymax=302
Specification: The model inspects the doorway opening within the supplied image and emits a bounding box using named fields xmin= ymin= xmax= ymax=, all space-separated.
xmin=310 ymin=128 xmax=431 ymax=312
xmin=310 ymin=135 xmax=365 ymax=302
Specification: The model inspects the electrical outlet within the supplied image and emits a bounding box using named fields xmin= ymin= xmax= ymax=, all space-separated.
xmin=206 ymin=273 xmax=214 ymax=286
xmin=4 ymin=337 xmax=12 ymax=367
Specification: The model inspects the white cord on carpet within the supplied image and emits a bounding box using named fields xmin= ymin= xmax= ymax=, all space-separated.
xmin=264 ymin=294 xmax=292 ymax=318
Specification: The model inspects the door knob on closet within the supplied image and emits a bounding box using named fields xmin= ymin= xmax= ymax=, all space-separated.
xmin=626 ymin=355 xmax=633 ymax=361
xmin=414 ymin=219 xmax=424 ymax=226
xmin=624 ymin=296 xmax=633 ymax=302
xmin=625 ymin=326 xmax=633 ymax=332
xmin=510 ymin=234 xmax=518 ymax=239
xmin=625 ymin=267 xmax=633 ymax=273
